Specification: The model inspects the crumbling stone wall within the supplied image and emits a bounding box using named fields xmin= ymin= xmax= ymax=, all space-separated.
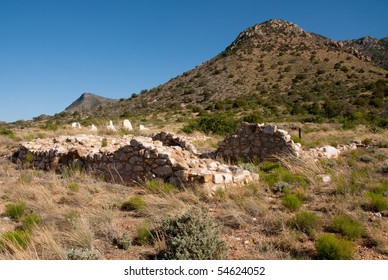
xmin=151 ymin=132 xmax=199 ymax=156
xmin=12 ymin=134 xmax=256 ymax=192
xmin=217 ymin=123 xmax=301 ymax=161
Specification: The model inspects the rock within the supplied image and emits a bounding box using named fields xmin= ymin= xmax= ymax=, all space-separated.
xmin=107 ymin=120 xmax=116 ymax=131
xmin=212 ymin=174 xmax=224 ymax=184
xmin=263 ymin=124 xmax=277 ymax=134
xmin=152 ymin=165 xmax=173 ymax=177
xmin=139 ymin=125 xmax=148 ymax=131
xmin=90 ymin=124 xmax=98 ymax=131
xmin=321 ymin=175 xmax=331 ymax=184
xmin=123 ymin=119 xmax=133 ymax=131
xmin=223 ymin=173 xmax=233 ymax=184
xmin=71 ymin=122 xmax=81 ymax=129
xmin=321 ymin=145 xmax=340 ymax=159
xmin=373 ymin=212 xmax=382 ymax=218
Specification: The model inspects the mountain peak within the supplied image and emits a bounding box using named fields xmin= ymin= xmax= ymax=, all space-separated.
xmin=227 ymin=19 xmax=312 ymax=51
xmin=64 ymin=92 xmax=118 ymax=113
xmin=80 ymin=92 xmax=94 ymax=98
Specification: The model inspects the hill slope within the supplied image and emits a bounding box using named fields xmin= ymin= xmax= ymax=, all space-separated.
xmin=58 ymin=19 xmax=388 ymax=127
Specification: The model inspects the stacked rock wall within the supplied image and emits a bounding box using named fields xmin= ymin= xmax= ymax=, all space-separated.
xmin=12 ymin=134 xmax=256 ymax=192
xmin=217 ymin=123 xmax=301 ymax=161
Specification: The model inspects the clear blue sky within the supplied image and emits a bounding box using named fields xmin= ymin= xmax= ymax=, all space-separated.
xmin=1 ymin=0 xmax=387 ymax=122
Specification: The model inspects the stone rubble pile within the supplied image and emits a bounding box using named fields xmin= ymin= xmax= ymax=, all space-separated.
xmin=305 ymin=144 xmax=357 ymax=159
xmin=12 ymin=134 xmax=257 ymax=192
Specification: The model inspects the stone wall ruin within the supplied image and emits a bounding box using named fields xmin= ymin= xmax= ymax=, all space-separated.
xmin=216 ymin=123 xmax=301 ymax=161
xmin=11 ymin=134 xmax=257 ymax=192
xmin=10 ymin=123 xmax=314 ymax=191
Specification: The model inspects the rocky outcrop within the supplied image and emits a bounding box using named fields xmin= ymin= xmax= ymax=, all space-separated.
xmin=216 ymin=123 xmax=301 ymax=161
xmin=11 ymin=134 xmax=257 ymax=192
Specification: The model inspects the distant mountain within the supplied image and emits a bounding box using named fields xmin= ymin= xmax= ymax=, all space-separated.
xmin=341 ymin=36 xmax=388 ymax=70
xmin=64 ymin=92 xmax=118 ymax=113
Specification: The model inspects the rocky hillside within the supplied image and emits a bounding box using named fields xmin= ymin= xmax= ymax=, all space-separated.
xmin=56 ymin=19 xmax=388 ymax=127
xmin=341 ymin=36 xmax=388 ymax=70
xmin=64 ymin=92 xmax=118 ymax=113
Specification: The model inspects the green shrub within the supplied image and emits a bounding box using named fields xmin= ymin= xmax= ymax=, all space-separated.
xmin=366 ymin=192 xmax=387 ymax=212
xmin=331 ymin=215 xmax=365 ymax=240
xmin=182 ymin=113 xmax=238 ymax=135
xmin=282 ymin=194 xmax=302 ymax=212
xmin=156 ymin=209 xmax=227 ymax=260
xmin=0 ymin=127 xmax=15 ymax=138
xmin=68 ymin=182 xmax=80 ymax=192
xmin=316 ymin=233 xmax=355 ymax=260
xmin=371 ymin=181 xmax=388 ymax=196
xmin=293 ymin=211 xmax=322 ymax=236
xmin=121 ymin=195 xmax=146 ymax=211
xmin=136 ymin=224 xmax=152 ymax=245
xmin=214 ymin=187 xmax=226 ymax=200
xmin=0 ymin=229 xmax=31 ymax=251
xmin=359 ymin=155 xmax=373 ymax=163
xmin=21 ymin=213 xmax=42 ymax=230
xmin=259 ymin=161 xmax=280 ymax=172
xmin=5 ymin=202 xmax=26 ymax=220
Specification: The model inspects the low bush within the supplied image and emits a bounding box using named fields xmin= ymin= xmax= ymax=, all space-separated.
xmin=282 ymin=194 xmax=302 ymax=212
xmin=66 ymin=248 xmax=101 ymax=260
xmin=331 ymin=215 xmax=365 ymax=240
xmin=113 ymin=232 xmax=131 ymax=250
xmin=156 ymin=208 xmax=227 ymax=260
xmin=5 ymin=202 xmax=26 ymax=220
xmin=366 ymin=192 xmax=387 ymax=212
xmin=0 ymin=127 xmax=15 ymax=138
xmin=121 ymin=195 xmax=146 ymax=211
xmin=359 ymin=155 xmax=373 ymax=163
xmin=316 ymin=233 xmax=355 ymax=260
xmin=21 ymin=213 xmax=42 ymax=230
xmin=136 ymin=224 xmax=152 ymax=245
xmin=292 ymin=211 xmax=322 ymax=236
xmin=182 ymin=113 xmax=239 ymax=135
xmin=259 ymin=161 xmax=280 ymax=172
xmin=68 ymin=182 xmax=80 ymax=192
xmin=371 ymin=181 xmax=388 ymax=196
xmin=0 ymin=229 xmax=31 ymax=251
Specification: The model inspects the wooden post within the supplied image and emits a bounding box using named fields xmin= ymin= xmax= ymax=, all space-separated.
xmin=298 ymin=128 xmax=302 ymax=139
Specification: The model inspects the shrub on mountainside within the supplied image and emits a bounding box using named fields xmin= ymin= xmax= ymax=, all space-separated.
xmin=316 ymin=234 xmax=355 ymax=260
xmin=182 ymin=113 xmax=239 ymax=135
